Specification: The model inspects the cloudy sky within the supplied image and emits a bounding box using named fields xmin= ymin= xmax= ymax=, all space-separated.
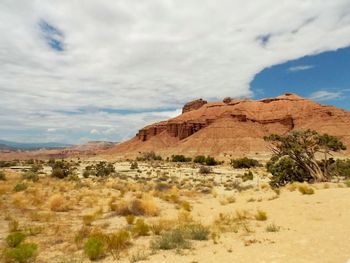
xmin=1 ymin=0 xmax=350 ymax=144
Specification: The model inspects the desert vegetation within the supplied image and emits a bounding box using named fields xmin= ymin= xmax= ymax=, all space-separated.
xmin=0 ymin=132 xmax=349 ymax=262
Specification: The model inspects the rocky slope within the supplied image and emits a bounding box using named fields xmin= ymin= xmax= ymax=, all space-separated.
xmin=106 ymin=93 xmax=350 ymax=158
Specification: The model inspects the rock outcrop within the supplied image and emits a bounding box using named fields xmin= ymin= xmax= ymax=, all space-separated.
xmin=107 ymin=93 xmax=350 ymax=158
xmin=182 ymin=99 xmax=207 ymax=113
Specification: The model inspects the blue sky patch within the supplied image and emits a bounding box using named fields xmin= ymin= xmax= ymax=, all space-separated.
xmin=39 ymin=19 xmax=65 ymax=52
xmin=251 ymin=46 xmax=350 ymax=110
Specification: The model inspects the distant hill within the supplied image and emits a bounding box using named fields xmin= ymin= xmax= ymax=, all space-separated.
xmin=0 ymin=140 xmax=72 ymax=150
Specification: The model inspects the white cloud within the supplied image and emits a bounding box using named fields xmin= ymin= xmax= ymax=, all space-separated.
xmin=288 ymin=65 xmax=314 ymax=72
xmin=1 ymin=0 xmax=350 ymax=142
xmin=90 ymin=129 xmax=100 ymax=135
xmin=309 ymin=90 xmax=343 ymax=101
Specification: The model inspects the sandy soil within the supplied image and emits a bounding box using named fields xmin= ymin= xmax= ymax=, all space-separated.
xmin=0 ymin=162 xmax=349 ymax=263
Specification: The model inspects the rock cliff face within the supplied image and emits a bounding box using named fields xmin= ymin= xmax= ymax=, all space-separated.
xmin=107 ymin=93 xmax=350 ymax=157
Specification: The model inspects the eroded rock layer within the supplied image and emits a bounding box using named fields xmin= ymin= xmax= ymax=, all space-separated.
xmin=107 ymin=93 xmax=350 ymax=157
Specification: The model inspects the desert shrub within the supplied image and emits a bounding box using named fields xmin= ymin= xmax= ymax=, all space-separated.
xmin=3 ymin=243 xmax=38 ymax=263
xmin=151 ymin=228 xmax=190 ymax=250
xmin=329 ymin=159 xmax=350 ymax=178
xmin=83 ymin=162 xmax=115 ymax=177
xmin=345 ymin=180 xmax=350 ymax=187
xmin=113 ymin=197 xmax=159 ymax=216
xmin=136 ymin=151 xmax=162 ymax=161
xmin=132 ymin=219 xmax=150 ymax=236
xmin=6 ymin=232 xmax=26 ymax=247
xmin=266 ymin=223 xmax=280 ymax=232
xmin=13 ymin=183 xmax=27 ymax=192
xmin=171 ymin=155 xmax=192 ymax=163
xmin=8 ymin=219 xmax=20 ymax=232
xmin=50 ymin=160 xmax=77 ymax=179
xmin=198 ymin=166 xmax=212 ymax=174
xmin=0 ymin=160 xmax=18 ymax=168
xmin=129 ymin=249 xmax=149 ymax=263
xmin=267 ymin=157 xmax=312 ymax=187
xmin=82 ymin=214 xmax=96 ymax=226
xmin=105 ymin=230 xmax=130 ymax=259
xmin=181 ymin=224 xmax=210 ymax=240
xmin=194 ymin=156 xmax=219 ymax=166
xmin=205 ymin=156 xmax=218 ymax=166
xmin=150 ymin=219 xmax=174 ymax=235
xmin=240 ymin=170 xmax=254 ymax=182
xmin=129 ymin=197 xmax=159 ymax=216
xmin=0 ymin=170 xmax=6 ymax=180
xmin=130 ymin=161 xmax=138 ymax=170
xmin=254 ymin=210 xmax=268 ymax=221
xmin=298 ymin=185 xmax=315 ymax=195
xmin=83 ymin=167 xmax=95 ymax=178
xmin=125 ymin=214 xmax=135 ymax=225
xmin=194 ymin=155 xmax=206 ymax=164
xmin=22 ymin=171 xmax=39 ymax=182
xmin=95 ymin=162 xmax=115 ymax=177
xmin=231 ymin=157 xmax=260 ymax=169
xmin=50 ymin=194 xmax=70 ymax=212
xmin=29 ymin=163 xmax=43 ymax=173
xmin=84 ymin=236 xmax=105 ymax=261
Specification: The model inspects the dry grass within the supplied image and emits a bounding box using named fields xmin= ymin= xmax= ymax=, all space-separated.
xmin=49 ymin=194 xmax=71 ymax=212
xmin=112 ymin=195 xmax=159 ymax=216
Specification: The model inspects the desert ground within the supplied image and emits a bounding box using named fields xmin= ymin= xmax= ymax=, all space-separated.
xmin=0 ymin=159 xmax=350 ymax=263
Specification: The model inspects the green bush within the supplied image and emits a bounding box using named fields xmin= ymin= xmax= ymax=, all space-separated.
xmin=205 ymin=156 xmax=218 ymax=166
xmin=171 ymin=155 xmax=192 ymax=163
xmin=240 ymin=170 xmax=253 ymax=182
xmin=182 ymin=224 xmax=210 ymax=240
xmin=267 ymin=157 xmax=312 ymax=187
xmin=130 ymin=161 xmax=138 ymax=170
xmin=0 ymin=160 xmax=18 ymax=168
xmin=13 ymin=183 xmax=27 ymax=192
xmin=194 ymin=156 xmax=219 ymax=166
xmin=136 ymin=151 xmax=162 ymax=161
xmin=230 ymin=157 xmax=260 ymax=169
xmin=151 ymin=229 xmax=190 ymax=250
xmin=84 ymin=236 xmax=105 ymax=260
xmin=0 ymin=170 xmax=6 ymax=181
xmin=329 ymin=159 xmax=350 ymax=178
xmin=6 ymin=232 xmax=26 ymax=247
xmin=83 ymin=162 xmax=115 ymax=178
xmin=194 ymin=155 xmax=206 ymax=164
xmin=50 ymin=160 xmax=77 ymax=179
xmin=22 ymin=171 xmax=39 ymax=182
xmin=3 ymin=243 xmax=38 ymax=263
xmin=29 ymin=163 xmax=43 ymax=173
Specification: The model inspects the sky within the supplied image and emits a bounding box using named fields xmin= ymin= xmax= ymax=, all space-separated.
xmin=0 ymin=0 xmax=350 ymax=144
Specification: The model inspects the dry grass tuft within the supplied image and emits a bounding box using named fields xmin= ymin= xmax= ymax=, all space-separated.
xmin=49 ymin=194 xmax=71 ymax=212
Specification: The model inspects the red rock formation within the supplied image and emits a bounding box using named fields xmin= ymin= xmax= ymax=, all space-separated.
xmin=106 ymin=93 xmax=350 ymax=158
xmin=182 ymin=99 xmax=207 ymax=113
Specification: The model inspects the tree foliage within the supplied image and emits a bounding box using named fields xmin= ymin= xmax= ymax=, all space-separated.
xmin=264 ymin=130 xmax=346 ymax=185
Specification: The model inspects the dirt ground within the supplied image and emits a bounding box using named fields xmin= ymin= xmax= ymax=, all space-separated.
xmin=0 ymin=161 xmax=349 ymax=263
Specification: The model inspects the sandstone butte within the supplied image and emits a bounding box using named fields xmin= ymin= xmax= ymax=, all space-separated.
xmin=106 ymin=93 xmax=350 ymax=159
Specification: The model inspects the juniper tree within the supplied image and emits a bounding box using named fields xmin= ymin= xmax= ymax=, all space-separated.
xmin=264 ymin=129 xmax=346 ymax=183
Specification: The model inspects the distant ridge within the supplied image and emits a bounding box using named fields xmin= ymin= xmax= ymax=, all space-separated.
xmin=0 ymin=140 xmax=72 ymax=150
xmin=105 ymin=93 xmax=350 ymax=158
